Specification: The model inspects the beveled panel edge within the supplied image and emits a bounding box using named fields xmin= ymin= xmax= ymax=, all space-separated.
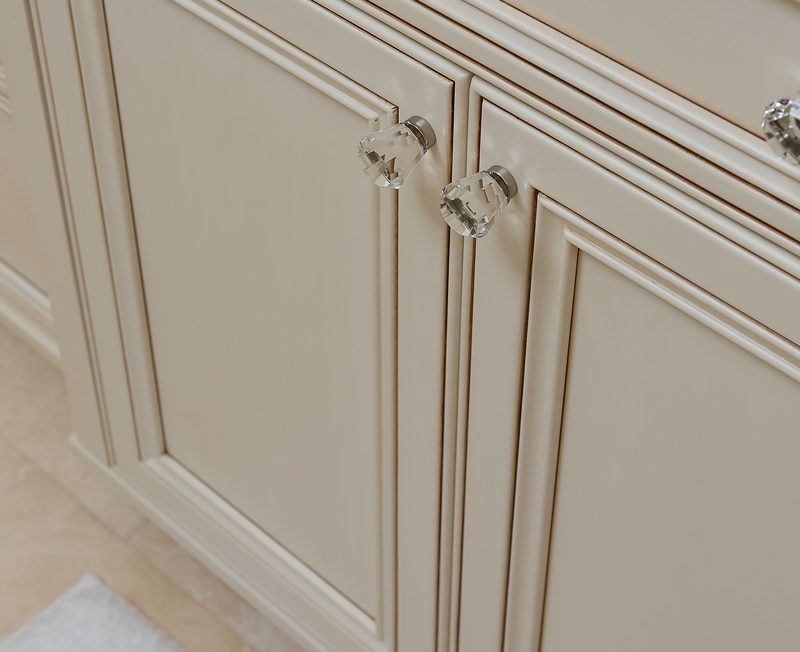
xmin=548 ymin=197 xmax=800 ymax=383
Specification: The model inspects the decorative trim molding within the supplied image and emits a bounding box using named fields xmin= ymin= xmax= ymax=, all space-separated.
xmin=333 ymin=0 xmax=800 ymax=242
xmin=0 ymin=257 xmax=59 ymax=366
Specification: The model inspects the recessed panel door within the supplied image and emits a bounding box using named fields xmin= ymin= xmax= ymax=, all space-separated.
xmin=457 ymin=82 xmax=800 ymax=652
xmin=99 ymin=0 xmax=464 ymax=648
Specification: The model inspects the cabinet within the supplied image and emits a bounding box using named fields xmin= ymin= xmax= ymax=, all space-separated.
xmin=457 ymin=83 xmax=800 ymax=652
xmin=23 ymin=0 xmax=800 ymax=651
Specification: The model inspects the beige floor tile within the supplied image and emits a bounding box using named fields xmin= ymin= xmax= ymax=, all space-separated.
xmin=0 ymin=437 xmax=251 ymax=651
xmin=128 ymin=523 xmax=305 ymax=652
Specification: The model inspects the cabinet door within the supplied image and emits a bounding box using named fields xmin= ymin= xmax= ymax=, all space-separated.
xmin=457 ymin=80 xmax=800 ymax=652
xmin=70 ymin=0 xmax=466 ymax=650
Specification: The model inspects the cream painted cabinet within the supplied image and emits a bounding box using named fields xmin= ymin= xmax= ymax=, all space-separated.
xmin=456 ymin=83 xmax=800 ymax=652
xmin=52 ymin=0 xmax=467 ymax=650
xmin=24 ymin=0 xmax=800 ymax=650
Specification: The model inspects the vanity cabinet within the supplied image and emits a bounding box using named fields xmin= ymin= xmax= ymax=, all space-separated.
xmin=21 ymin=0 xmax=800 ymax=650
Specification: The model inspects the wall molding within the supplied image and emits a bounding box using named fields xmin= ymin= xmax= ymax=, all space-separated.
xmin=0 ymin=256 xmax=59 ymax=366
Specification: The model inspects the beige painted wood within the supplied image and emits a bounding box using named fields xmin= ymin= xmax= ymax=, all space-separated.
xmin=32 ymin=1 xmax=800 ymax=651
xmin=0 ymin=257 xmax=58 ymax=366
xmin=498 ymin=0 xmax=800 ymax=134
xmin=366 ymin=0 xmax=800 ymax=226
xmin=458 ymin=81 xmax=800 ymax=652
xmin=68 ymin=0 xmax=467 ymax=648
xmin=454 ymin=98 xmax=536 ymax=652
xmin=539 ymin=238 xmax=800 ymax=652
xmin=0 ymin=9 xmax=47 ymax=293
xmin=0 ymin=0 xmax=114 ymax=463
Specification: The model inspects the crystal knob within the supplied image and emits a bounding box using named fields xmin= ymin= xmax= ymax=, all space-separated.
xmin=761 ymin=93 xmax=800 ymax=165
xmin=440 ymin=166 xmax=518 ymax=238
xmin=357 ymin=116 xmax=436 ymax=188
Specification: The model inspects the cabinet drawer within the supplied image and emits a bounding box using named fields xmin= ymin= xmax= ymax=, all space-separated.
xmin=456 ymin=79 xmax=800 ymax=652
xmin=499 ymin=0 xmax=800 ymax=133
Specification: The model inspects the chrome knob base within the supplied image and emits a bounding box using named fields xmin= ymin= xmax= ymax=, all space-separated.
xmin=357 ymin=116 xmax=436 ymax=188
xmin=761 ymin=94 xmax=800 ymax=165
xmin=440 ymin=165 xmax=518 ymax=238
xmin=403 ymin=115 xmax=437 ymax=153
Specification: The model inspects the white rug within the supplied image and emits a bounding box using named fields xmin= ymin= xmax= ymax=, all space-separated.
xmin=0 ymin=574 xmax=185 ymax=652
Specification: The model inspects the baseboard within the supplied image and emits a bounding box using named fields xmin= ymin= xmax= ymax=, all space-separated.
xmin=68 ymin=433 xmax=328 ymax=652
xmin=0 ymin=257 xmax=59 ymax=366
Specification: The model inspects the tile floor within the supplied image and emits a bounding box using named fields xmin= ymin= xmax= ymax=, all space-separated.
xmin=0 ymin=323 xmax=304 ymax=652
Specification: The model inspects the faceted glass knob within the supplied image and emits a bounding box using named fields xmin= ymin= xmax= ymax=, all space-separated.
xmin=440 ymin=165 xmax=518 ymax=238
xmin=761 ymin=93 xmax=800 ymax=165
xmin=358 ymin=116 xmax=436 ymax=188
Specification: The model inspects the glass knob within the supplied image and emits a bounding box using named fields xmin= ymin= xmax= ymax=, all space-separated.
xmin=357 ymin=115 xmax=437 ymax=188
xmin=761 ymin=93 xmax=800 ymax=165
xmin=440 ymin=165 xmax=518 ymax=238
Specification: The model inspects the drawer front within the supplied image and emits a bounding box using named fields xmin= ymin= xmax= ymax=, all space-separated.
xmin=457 ymin=79 xmax=800 ymax=652
xmin=501 ymin=0 xmax=800 ymax=134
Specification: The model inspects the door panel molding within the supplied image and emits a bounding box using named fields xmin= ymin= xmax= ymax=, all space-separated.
xmin=504 ymin=197 xmax=800 ymax=650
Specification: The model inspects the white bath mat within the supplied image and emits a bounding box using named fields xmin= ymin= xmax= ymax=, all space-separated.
xmin=0 ymin=574 xmax=185 ymax=652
